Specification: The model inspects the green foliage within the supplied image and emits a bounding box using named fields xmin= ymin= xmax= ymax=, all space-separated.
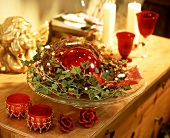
xmin=25 ymin=44 xmax=132 ymax=101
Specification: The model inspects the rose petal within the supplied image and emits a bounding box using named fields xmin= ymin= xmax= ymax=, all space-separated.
xmin=80 ymin=108 xmax=87 ymax=115
xmin=61 ymin=118 xmax=72 ymax=128
xmin=94 ymin=116 xmax=99 ymax=123
xmin=81 ymin=112 xmax=92 ymax=123
xmin=57 ymin=121 xmax=71 ymax=133
xmin=86 ymin=112 xmax=95 ymax=121
xmin=84 ymin=121 xmax=95 ymax=128
xmin=88 ymin=108 xmax=96 ymax=113
xmin=78 ymin=117 xmax=86 ymax=125
xmin=69 ymin=124 xmax=75 ymax=131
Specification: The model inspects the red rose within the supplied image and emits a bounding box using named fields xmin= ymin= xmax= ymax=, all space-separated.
xmin=78 ymin=108 xmax=98 ymax=128
xmin=57 ymin=114 xmax=75 ymax=133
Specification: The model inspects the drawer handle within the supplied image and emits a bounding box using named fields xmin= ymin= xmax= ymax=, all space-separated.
xmin=161 ymin=81 xmax=166 ymax=89
xmin=105 ymin=130 xmax=115 ymax=138
xmin=155 ymin=117 xmax=163 ymax=125
xmin=131 ymin=131 xmax=135 ymax=138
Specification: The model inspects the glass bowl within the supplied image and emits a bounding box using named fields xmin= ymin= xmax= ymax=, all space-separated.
xmin=27 ymin=78 xmax=146 ymax=108
xmin=26 ymin=37 xmax=147 ymax=108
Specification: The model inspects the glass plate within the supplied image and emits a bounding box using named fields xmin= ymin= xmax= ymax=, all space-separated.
xmin=28 ymin=78 xmax=147 ymax=108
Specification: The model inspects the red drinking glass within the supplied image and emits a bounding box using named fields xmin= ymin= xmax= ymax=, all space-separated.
xmin=116 ymin=32 xmax=135 ymax=60
xmin=136 ymin=11 xmax=159 ymax=58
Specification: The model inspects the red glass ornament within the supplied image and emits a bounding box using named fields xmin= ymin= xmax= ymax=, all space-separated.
xmin=26 ymin=104 xmax=53 ymax=133
xmin=60 ymin=47 xmax=100 ymax=73
xmin=5 ymin=93 xmax=32 ymax=118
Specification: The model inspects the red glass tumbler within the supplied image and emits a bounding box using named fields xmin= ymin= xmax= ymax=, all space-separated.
xmin=116 ymin=32 xmax=135 ymax=59
xmin=5 ymin=93 xmax=32 ymax=118
xmin=26 ymin=104 xmax=54 ymax=133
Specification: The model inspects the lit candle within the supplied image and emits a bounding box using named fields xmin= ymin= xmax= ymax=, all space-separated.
xmin=126 ymin=1 xmax=141 ymax=45
xmin=102 ymin=2 xmax=116 ymax=50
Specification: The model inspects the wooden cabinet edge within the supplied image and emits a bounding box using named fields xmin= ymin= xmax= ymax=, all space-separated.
xmin=91 ymin=68 xmax=170 ymax=138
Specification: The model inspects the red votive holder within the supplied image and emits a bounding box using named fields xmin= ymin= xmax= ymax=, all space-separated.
xmin=26 ymin=104 xmax=54 ymax=133
xmin=5 ymin=93 xmax=32 ymax=119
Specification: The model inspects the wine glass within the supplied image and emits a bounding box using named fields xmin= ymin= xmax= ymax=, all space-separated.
xmin=116 ymin=31 xmax=135 ymax=62
xmin=136 ymin=11 xmax=159 ymax=58
xmin=80 ymin=0 xmax=86 ymax=13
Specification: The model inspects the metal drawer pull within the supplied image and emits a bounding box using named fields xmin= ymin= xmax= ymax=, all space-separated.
xmin=155 ymin=117 xmax=163 ymax=125
xmin=131 ymin=131 xmax=135 ymax=138
xmin=161 ymin=81 xmax=166 ymax=89
xmin=105 ymin=130 xmax=115 ymax=138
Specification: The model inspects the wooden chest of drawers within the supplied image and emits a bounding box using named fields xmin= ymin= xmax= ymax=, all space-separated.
xmin=95 ymin=70 xmax=170 ymax=138
xmin=0 ymin=35 xmax=170 ymax=138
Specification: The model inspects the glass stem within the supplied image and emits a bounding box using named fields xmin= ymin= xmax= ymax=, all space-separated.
xmin=80 ymin=0 xmax=86 ymax=13
xmin=141 ymin=37 xmax=148 ymax=58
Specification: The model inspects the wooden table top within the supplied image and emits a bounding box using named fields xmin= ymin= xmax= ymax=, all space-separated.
xmin=0 ymin=35 xmax=170 ymax=138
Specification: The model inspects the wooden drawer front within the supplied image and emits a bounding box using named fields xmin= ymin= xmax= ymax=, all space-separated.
xmin=134 ymin=78 xmax=170 ymax=138
xmin=96 ymin=103 xmax=138 ymax=138
xmin=100 ymin=76 xmax=170 ymax=138
xmin=115 ymin=93 xmax=157 ymax=138
xmin=112 ymin=111 xmax=137 ymax=138
xmin=156 ymin=74 xmax=170 ymax=98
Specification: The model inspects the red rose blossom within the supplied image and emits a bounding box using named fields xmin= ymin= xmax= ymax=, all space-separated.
xmin=57 ymin=114 xmax=75 ymax=133
xmin=78 ymin=108 xmax=98 ymax=128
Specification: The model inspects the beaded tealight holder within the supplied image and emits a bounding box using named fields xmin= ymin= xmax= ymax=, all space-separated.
xmin=5 ymin=93 xmax=32 ymax=119
xmin=26 ymin=104 xmax=54 ymax=133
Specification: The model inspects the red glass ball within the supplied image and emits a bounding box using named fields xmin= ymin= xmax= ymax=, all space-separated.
xmin=60 ymin=47 xmax=100 ymax=73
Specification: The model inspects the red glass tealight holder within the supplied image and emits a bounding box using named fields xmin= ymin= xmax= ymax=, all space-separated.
xmin=26 ymin=104 xmax=54 ymax=133
xmin=5 ymin=93 xmax=32 ymax=119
